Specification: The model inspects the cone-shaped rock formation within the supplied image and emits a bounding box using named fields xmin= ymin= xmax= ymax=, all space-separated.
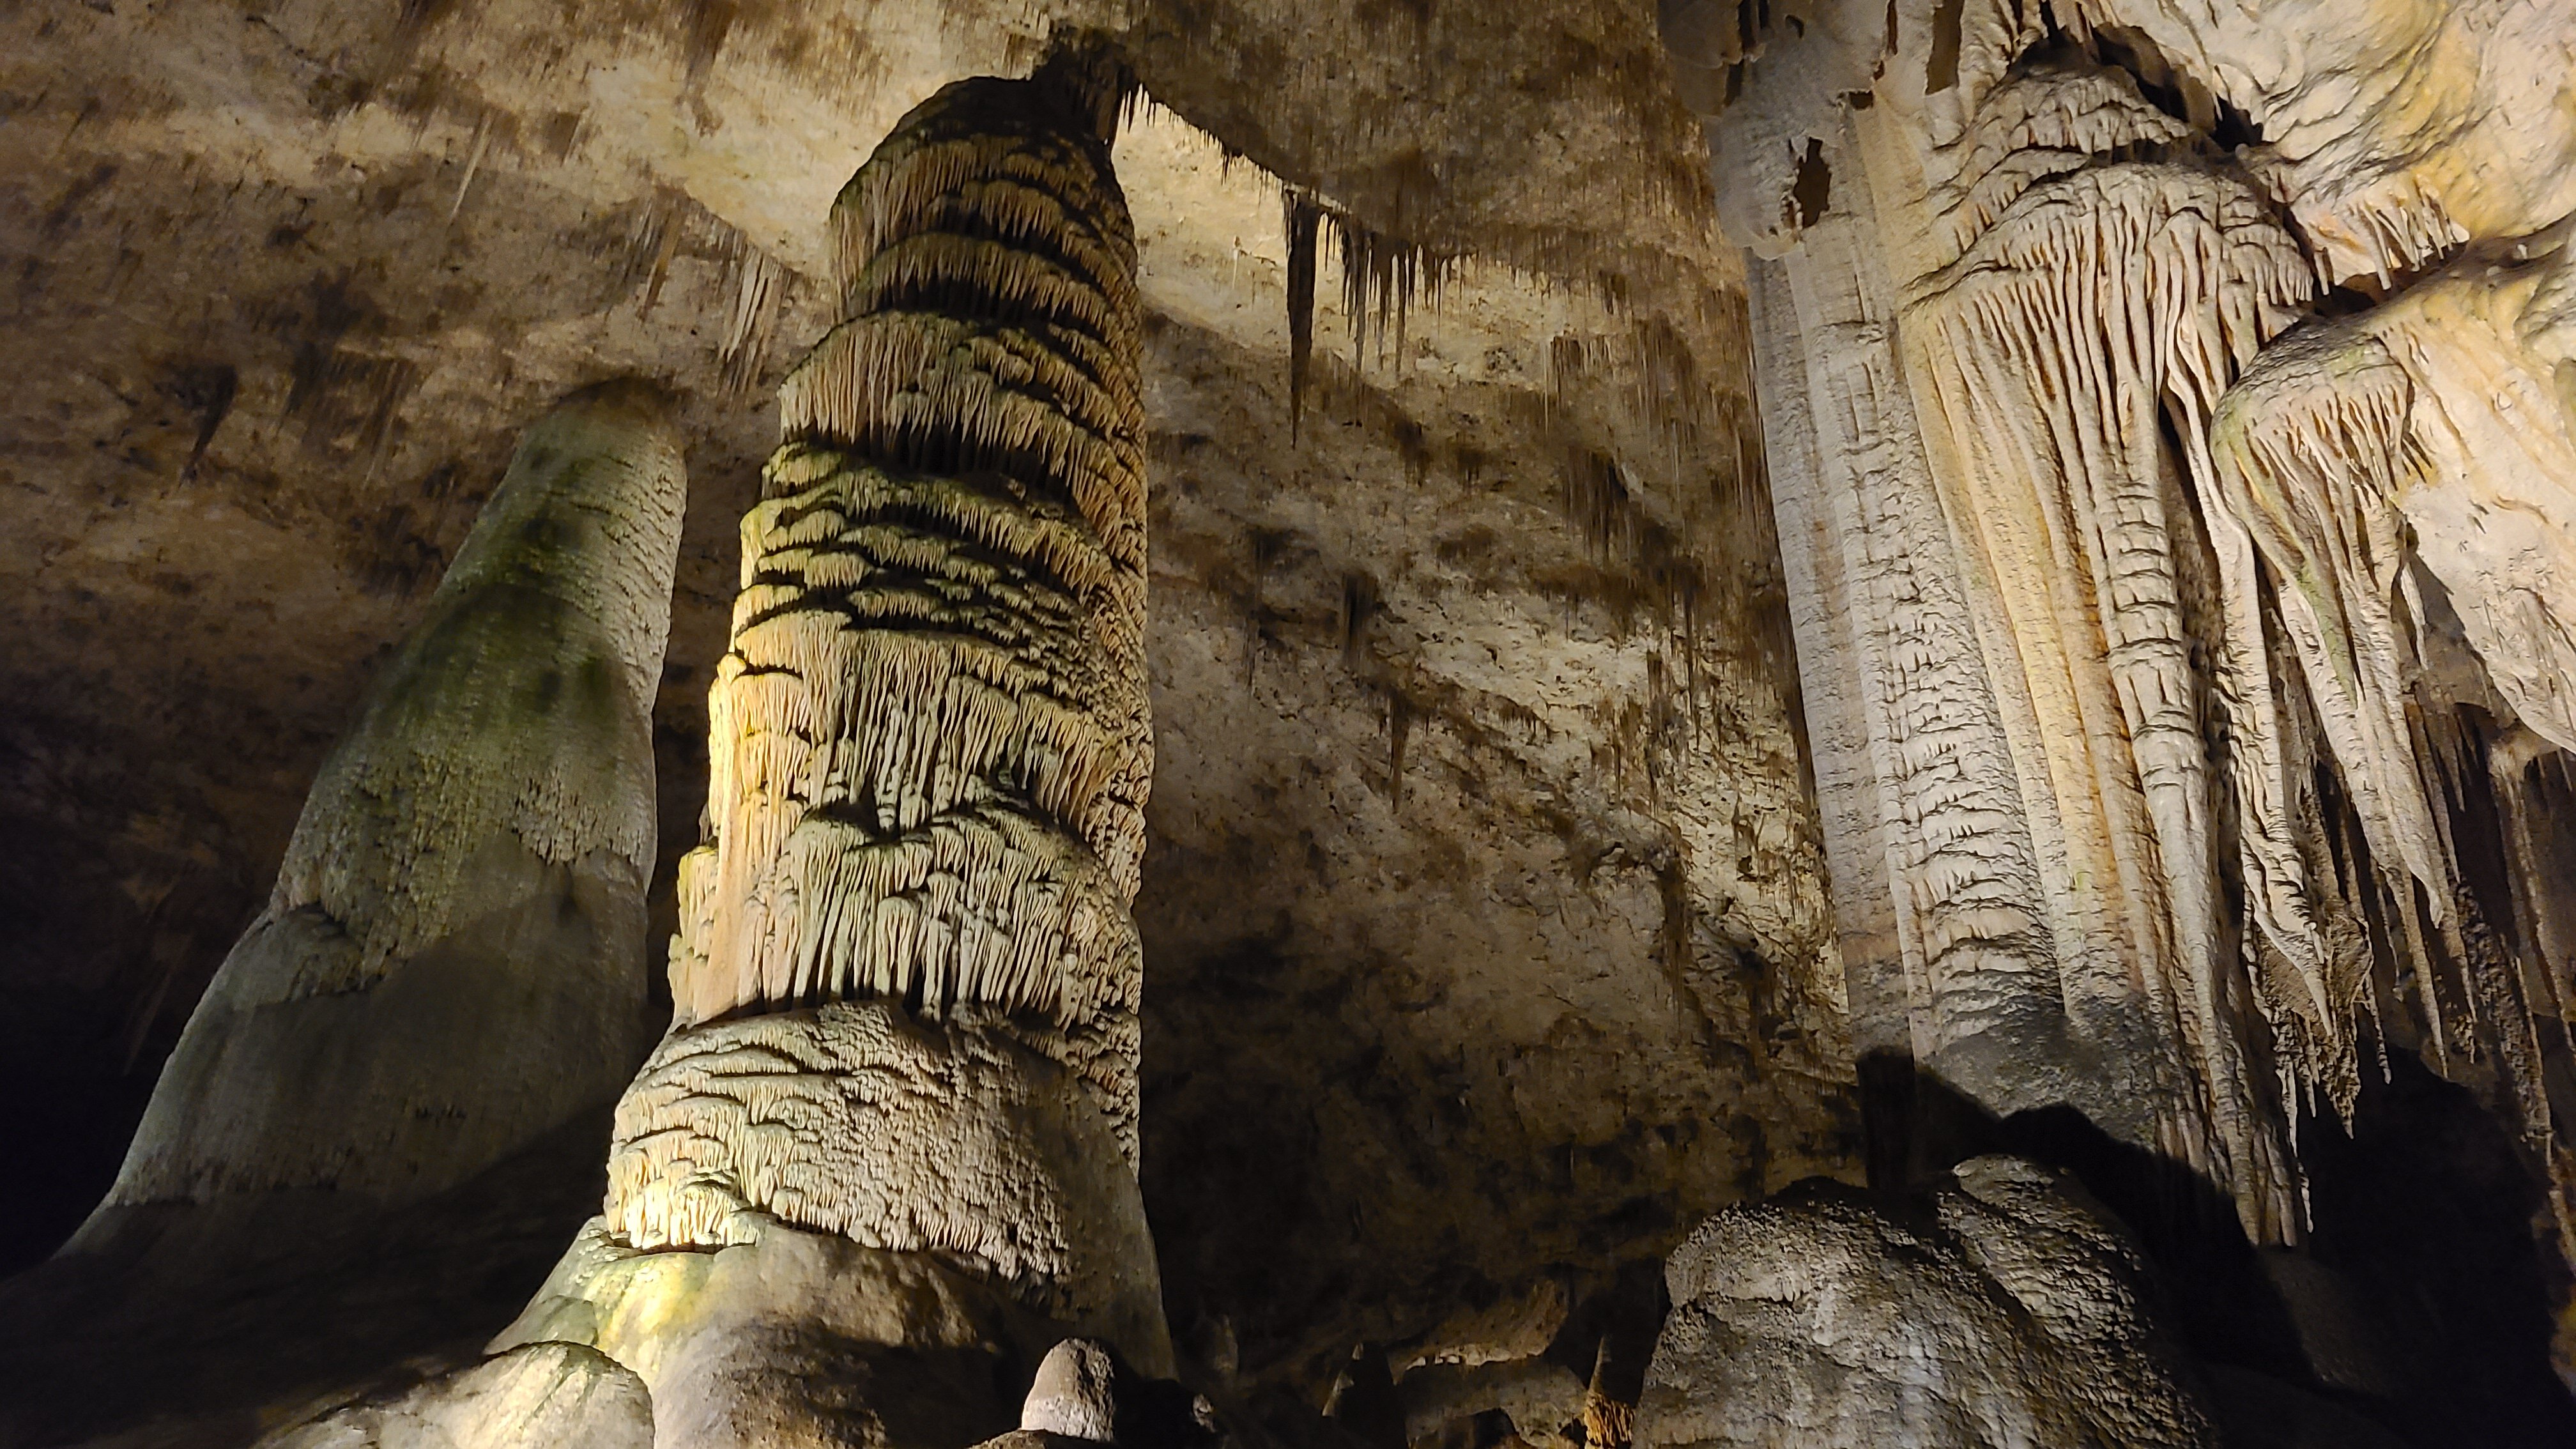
xmin=74 ymin=381 xmax=686 ymax=1255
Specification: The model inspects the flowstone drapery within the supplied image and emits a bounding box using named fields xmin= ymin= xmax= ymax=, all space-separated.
xmin=73 ymin=383 xmax=684 ymax=1256
xmin=1685 ymin=0 xmax=2576 ymax=1251
xmin=489 ymin=57 xmax=1172 ymax=1449
xmin=1735 ymin=36 xmax=2332 ymax=1238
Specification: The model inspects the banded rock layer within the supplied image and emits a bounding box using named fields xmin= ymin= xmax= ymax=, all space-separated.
xmin=602 ymin=68 xmax=1160 ymax=1312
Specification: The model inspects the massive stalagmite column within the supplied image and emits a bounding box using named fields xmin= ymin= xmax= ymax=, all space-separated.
xmin=75 ymin=382 xmax=686 ymax=1252
xmin=493 ymin=56 xmax=1170 ymax=1449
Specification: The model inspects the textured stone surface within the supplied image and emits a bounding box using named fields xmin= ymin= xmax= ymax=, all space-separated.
xmin=600 ymin=1001 xmax=1167 ymax=1350
xmin=0 ymin=20 xmax=1850 ymax=1448
xmin=1687 ymin=0 xmax=2576 ymax=1432
xmin=599 ymin=50 xmax=1161 ymax=1277
xmin=1022 ymin=1337 xmax=1121 ymax=1440
xmin=1638 ymin=1156 xmax=2218 ymax=1449
xmin=77 ymin=1 xmax=2576 ymax=1446
xmin=75 ymin=385 xmax=682 ymax=1255
xmin=259 ymin=1342 xmax=654 ymax=1449
xmin=0 ymin=11 xmax=1837 ymax=1392
xmin=472 ymin=68 xmax=1185 ymax=1446
xmin=1117 ymin=107 xmax=1850 ymax=1388
xmin=1694 ymin=0 xmax=2576 ymax=1266
xmin=492 ymin=1214 xmax=1039 ymax=1449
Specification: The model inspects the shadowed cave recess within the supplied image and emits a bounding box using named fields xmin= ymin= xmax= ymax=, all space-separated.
xmin=6 ymin=1 xmax=2576 ymax=1446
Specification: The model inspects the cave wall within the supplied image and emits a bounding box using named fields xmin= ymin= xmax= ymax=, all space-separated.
xmin=19 ymin=0 xmax=2576 ymax=1442
xmin=1121 ymin=114 xmax=1846 ymax=1388
xmin=0 ymin=0 xmax=1850 ymax=1434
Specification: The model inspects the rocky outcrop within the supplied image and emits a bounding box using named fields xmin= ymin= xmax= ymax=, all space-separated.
xmin=261 ymin=1343 xmax=654 ymax=1449
xmin=72 ymin=383 xmax=684 ymax=1256
xmin=1637 ymin=1156 xmax=2218 ymax=1449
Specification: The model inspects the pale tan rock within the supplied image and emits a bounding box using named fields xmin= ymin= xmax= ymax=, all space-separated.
xmin=599 ymin=1001 xmax=1166 ymax=1347
xmin=1637 ymin=1157 xmax=2218 ymax=1449
xmin=492 ymin=1215 xmax=1045 ymax=1449
xmin=2055 ymin=0 xmax=2576 ymax=287
xmin=260 ymin=1342 xmax=653 ymax=1449
xmin=1705 ymin=0 xmax=2576 ymax=1248
xmin=2214 ymin=250 xmax=2576 ymax=763
xmin=597 ymin=59 xmax=1169 ymax=1359
xmin=486 ymin=57 xmax=1171 ymax=1449
xmin=1022 ymin=1337 xmax=1119 ymax=1440
xmin=1731 ymin=42 xmax=2322 ymax=1236
xmin=75 ymin=383 xmax=684 ymax=1246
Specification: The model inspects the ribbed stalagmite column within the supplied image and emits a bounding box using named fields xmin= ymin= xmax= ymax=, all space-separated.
xmin=76 ymin=381 xmax=686 ymax=1254
xmin=492 ymin=59 xmax=1170 ymax=1448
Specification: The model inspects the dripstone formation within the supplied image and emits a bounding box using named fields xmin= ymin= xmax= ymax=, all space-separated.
xmin=74 ymin=383 xmax=686 ymax=1260
xmin=1694 ymin=0 xmax=2576 ymax=1257
xmin=12 ymin=3 xmax=2576 ymax=1448
xmin=485 ymin=57 xmax=1170 ymax=1449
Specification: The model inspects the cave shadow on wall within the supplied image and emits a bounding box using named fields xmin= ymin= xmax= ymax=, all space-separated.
xmin=0 ymin=1106 xmax=618 ymax=1449
xmin=1859 ymin=1049 xmax=2576 ymax=1447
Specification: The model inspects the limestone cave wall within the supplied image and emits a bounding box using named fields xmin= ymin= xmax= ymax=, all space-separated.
xmin=0 ymin=1 xmax=1850 ymax=1443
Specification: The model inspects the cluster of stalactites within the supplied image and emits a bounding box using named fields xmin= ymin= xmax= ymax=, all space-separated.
xmin=1277 ymin=186 xmax=1459 ymax=438
xmin=1911 ymin=34 xmax=2572 ymax=1237
xmin=666 ymin=70 xmax=1149 ymax=1098
xmin=1910 ymin=72 xmax=2319 ymax=1235
xmin=2210 ymin=328 xmax=2552 ymax=1149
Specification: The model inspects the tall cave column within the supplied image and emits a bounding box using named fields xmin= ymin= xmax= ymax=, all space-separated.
xmin=75 ymin=382 xmax=685 ymax=1253
xmin=496 ymin=58 xmax=1171 ymax=1446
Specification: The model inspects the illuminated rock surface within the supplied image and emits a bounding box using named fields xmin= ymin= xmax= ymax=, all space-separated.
xmin=479 ymin=67 xmax=1174 ymax=1444
xmin=1639 ymin=1158 xmax=2217 ymax=1449
xmin=1678 ymin=0 xmax=2576 ymax=1439
xmin=80 ymin=382 xmax=684 ymax=1254
xmin=6 ymin=0 xmax=2576 ymax=1445
xmin=262 ymin=1343 xmax=656 ymax=1449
